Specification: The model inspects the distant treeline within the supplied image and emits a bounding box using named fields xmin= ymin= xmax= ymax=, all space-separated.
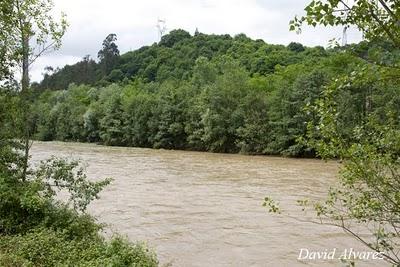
xmin=30 ymin=31 xmax=400 ymax=156
xmin=34 ymin=29 xmax=326 ymax=90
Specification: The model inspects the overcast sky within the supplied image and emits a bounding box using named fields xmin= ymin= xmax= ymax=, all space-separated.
xmin=30 ymin=0 xmax=362 ymax=82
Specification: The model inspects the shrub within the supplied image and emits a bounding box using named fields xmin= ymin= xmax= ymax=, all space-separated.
xmin=0 ymin=228 xmax=158 ymax=267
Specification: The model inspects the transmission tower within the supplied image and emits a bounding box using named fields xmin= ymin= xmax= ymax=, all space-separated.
xmin=342 ymin=26 xmax=348 ymax=46
xmin=156 ymin=18 xmax=167 ymax=41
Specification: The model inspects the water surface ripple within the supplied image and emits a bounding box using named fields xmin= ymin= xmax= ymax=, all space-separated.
xmin=30 ymin=142 xmax=384 ymax=267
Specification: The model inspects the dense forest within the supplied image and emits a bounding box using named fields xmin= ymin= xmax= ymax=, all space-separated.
xmin=30 ymin=30 xmax=400 ymax=156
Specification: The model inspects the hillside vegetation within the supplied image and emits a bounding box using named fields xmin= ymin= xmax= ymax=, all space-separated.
xmin=30 ymin=30 xmax=400 ymax=156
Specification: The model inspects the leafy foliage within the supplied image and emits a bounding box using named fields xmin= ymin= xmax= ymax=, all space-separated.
xmin=0 ymin=229 xmax=158 ymax=267
xmin=304 ymin=71 xmax=400 ymax=265
xmin=291 ymin=0 xmax=400 ymax=47
xmin=30 ymin=39 xmax=386 ymax=157
xmin=37 ymin=30 xmax=327 ymax=89
xmin=0 ymin=0 xmax=68 ymax=90
xmin=263 ymin=1 xmax=400 ymax=266
xmin=98 ymin=33 xmax=120 ymax=77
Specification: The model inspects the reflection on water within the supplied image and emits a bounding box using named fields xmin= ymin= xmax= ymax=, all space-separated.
xmin=30 ymin=142 xmax=385 ymax=267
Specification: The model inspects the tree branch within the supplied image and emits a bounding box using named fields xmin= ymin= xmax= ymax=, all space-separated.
xmin=368 ymin=5 xmax=400 ymax=47
xmin=340 ymin=218 xmax=399 ymax=265
xmin=339 ymin=0 xmax=351 ymax=11
xmin=28 ymin=40 xmax=57 ymax=66
xmin=377 ymin=0 xmax=400 ymax=21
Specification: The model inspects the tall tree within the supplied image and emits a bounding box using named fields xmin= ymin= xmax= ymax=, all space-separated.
xmin=0 ymin=0 xmax=67 ymax=91
xmin=0 ymin=0 xmax=15 ymax=85
xmin=0 ymin=0 xmax=67 ymax=179
xmin=98 ymin=33 xmax=120 ymax=76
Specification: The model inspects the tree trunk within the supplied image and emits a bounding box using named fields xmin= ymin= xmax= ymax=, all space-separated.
xmin=21 ymin=22 xmax=30 ymax=180
xmin=21 ymin=25 xmax=29 ymax=92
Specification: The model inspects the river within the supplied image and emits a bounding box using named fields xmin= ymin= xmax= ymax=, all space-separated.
xmin=30 ymin=142 xmax=385 ymax=267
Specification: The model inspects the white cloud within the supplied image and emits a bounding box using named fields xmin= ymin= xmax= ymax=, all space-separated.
xmin=30 ymin=55 xmax=82 ymax=84
xmin=29 ymin=0 xmax=362 ymax=82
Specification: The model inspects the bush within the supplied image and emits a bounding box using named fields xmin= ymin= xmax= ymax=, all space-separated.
xmin=0 ymin=228 xmax=158 ymax=267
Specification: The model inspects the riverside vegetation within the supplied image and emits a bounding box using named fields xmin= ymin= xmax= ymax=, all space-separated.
xmin=30 ymin=31 xmax=399 ymax=156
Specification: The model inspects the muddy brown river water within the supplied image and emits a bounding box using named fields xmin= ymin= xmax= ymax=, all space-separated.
xmin=30 ymin=142 xmax=387 ymax=267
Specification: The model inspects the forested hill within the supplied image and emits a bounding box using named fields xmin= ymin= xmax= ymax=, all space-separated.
xmin=36 ymin=29 xmax=327 ymax=90
xmin=30 ymin=30 xmax=399 ymax=156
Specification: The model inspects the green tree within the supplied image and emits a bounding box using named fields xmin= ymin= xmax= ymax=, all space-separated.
xmin=0 ymin=0 xmax=67 ymax=92
xmin=236 ymin=90 xmax=270 ymax=154
xmin=268 ymin=69 xmax=328 ymax=156
xmin=291 ymin=0 xmax=400 ymax=48
xmin=0 ymin=0 xmax=16 ymax=85
xmin=31 ymin=90 xmax=57 ymax=141
xmin=152 ymin=82 xmax=189 ymax=149
xmin=83 ymin=103 xmax=102 ymax=143
xmin=265 ymin=1 xmax=400 ymax=265
xmin=1 ymin=0 xmax=67 ymax=180
xmin=198 ymin=59 xmax=248 ymax=153
xmin=99 ymin=87 xmax=125 ymax=146
xmin=98 ymin=33 xmax=120 ymax=76
xmin=122 ymin=87 xmax=156 ymax=147
xmin=287 ymin=42 xmax=305 ymax=52
xmin=303 ymin=72 xmax=400 ymax=265
xmin=159 ymin=29 xmax=191 ymax=47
